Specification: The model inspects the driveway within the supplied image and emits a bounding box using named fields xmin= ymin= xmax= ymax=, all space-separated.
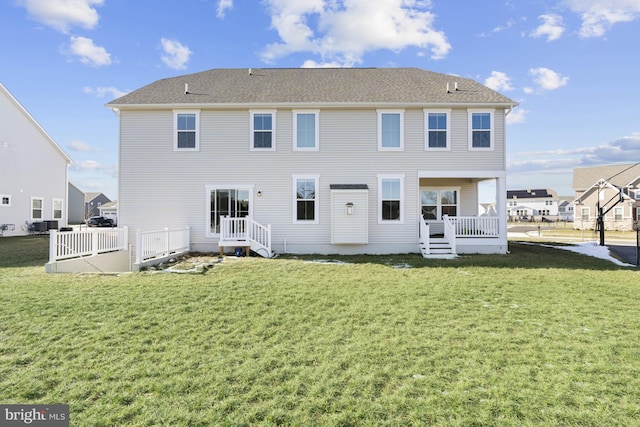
xmin=608 ymin=244 xmax=639 ymax=266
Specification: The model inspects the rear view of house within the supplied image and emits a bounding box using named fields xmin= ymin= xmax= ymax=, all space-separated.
xmin=107 ymin=68 xmax=517 ymax=260
xmin=0 ymin=83 xmax=71 ymax=236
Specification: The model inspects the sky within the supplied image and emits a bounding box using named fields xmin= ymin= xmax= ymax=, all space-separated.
xmin=1 ymin=0 xmax=639 ymax=201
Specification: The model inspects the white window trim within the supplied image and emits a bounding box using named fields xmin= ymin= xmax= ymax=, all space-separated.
xmin=0 ymin=194 xmax=10 ymax=207
xmin=421 ymin=187 xmax=461 ymax=220
xmin=293 ymin=110 xmax=319 ymax=151
xmin=31 ymin=197 xmax=44 ymax=220
xmin=581 ymin=207 xmax=590 ymax=220
xmin=204 ymin=184 xmax=255 ymax=238
xmin=292 ymin=174 xmax=320 ymax=224
xmin=424 ymin=108 xmax=451 ymax=151
xmin=614 ymin=206 xmax=623 ymax=220
xmin=52 ymin=198 xmax=63 ymax=220
xmin=468 ymin=108 xmax=495 ymax=151
xmin=377 ymin=174 xmax=405 ymax=224
xmin=173 ymin=110 xmax=200 ymax=151
xmin=250 ymin=110 xmax=277 ymax=151
xmin=377 ymin=109 xmax=404 ymax=151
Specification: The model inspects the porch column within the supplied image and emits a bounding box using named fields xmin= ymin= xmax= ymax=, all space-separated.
xmin=496 ymin=175 xmax=507 ymax=240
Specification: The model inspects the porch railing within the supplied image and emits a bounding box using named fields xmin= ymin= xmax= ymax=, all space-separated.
xmin=445 ymin=216 xmax=500 ymax=237
xmin=49 ymin=227 xmax=128 ymax=262
xmin=220 ymin=217 xmax=272 ymax=257
xmin=419 ymin=216 xmax=430 ymax=255
xmin=443 ymin=216 xmax=457 ymax=254
xmin=135 ymin=227 xmax=190 ymax=264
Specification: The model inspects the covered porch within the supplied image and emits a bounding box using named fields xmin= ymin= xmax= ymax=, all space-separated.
xmin=418 ymin=171 xmax=507 ymax=256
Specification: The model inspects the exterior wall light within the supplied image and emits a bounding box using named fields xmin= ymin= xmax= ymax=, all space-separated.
xmin=346 ymin=202 xmax=354 ymax=215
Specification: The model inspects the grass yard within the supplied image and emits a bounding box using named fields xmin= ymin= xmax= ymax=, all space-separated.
xmin=1 ymin=236 xmax=639 ymax=426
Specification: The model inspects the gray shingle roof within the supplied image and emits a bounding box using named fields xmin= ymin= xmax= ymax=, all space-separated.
xmin=573 ymin=164 xmax=640 ymax=190
xmin=107 ymin=68 xmax=517 ymax=107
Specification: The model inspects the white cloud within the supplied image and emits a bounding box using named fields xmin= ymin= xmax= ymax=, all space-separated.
xmin=484 ymin=71 xmax=513 ymax=92
xmin=18 ymin=0 xmax=103 ymax=33
xmin=523 ymin=86 xmax=534 ymax=94
xmin=160 ymin=38 xmax=192 ymax=70
xmin=83 ymin=86 xmax=128 ymax=99
xmin=261 ymin=0 xmax=451 ymax=67
xmin=529 ymin=67 xmax=569 ymax=91
xmin=67 ymin=140 xmax=93 ymax=152
xmin=508 ymin=133 xmax=640 ymax=173
xmin=506 ymin=108 xmax=527 ymax=125
xmin=563 ymin=0 xmax=640 ymax=37
xmin=217 ymin=0 xmax=233 ymax=18
xmin=530 ymin=13 xmax=565 ymax=41
xmin=72 ymin=160 xmax=103 ymax=171
xmin=67 ymin=36 xmax=111 ymax=67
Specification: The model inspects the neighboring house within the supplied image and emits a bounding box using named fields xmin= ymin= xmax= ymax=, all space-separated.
xmin=557 ymin=197 xmax=575 ymax=221
xmin=106 ymin=67 xmax=517 ymax=257
xmin=99 ymin=200 xmax=118 ymax=225
xmin=506 ymin=189 xmax=558 ymax=221
xmin=0 ymin=82 xmax=71 ymax=236
xmin=573 ymin=164 xmax=640 ymax=231
xmin=85 ymin=192 xmax=111 ymax=220
xmin=68 ymin=182 xmax=85 ymax=224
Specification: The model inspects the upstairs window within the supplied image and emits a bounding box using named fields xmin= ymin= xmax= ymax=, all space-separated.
xmin=468 ymin=109 xmax=494 ymax=150
xmin=293 ymin=110 xmax=319 ymax=151
xmin=174 ymin=111 xmax=199 ymax=150
xmin=0 ymin=195 xmax=10 ymax=207
xmin=251 ymin=110 xmax=276 ymax=151
xmin=378 ymin=110 xmax=404 ymax=150
xmin=425 ymin=109 xmax=450 ymax=150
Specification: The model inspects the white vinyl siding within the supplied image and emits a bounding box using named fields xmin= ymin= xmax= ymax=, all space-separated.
xmin=117 ymin=106 xmax=507 ymax=255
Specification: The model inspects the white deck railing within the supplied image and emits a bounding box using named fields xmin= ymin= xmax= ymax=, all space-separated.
xmin=446 ymin=216 xmax=500 ymax=237
xmin=136 ymin=227 xmax=190 ymax=264
xmin=220 ymin=217 xmax=272 ymax=257
xmin=443 ymin=216 xmax=457 ymax=254
xmin=419 ymin=216 xmax=430 ymax=255
xmin=49 ymin=227 xmax=128 ymax=262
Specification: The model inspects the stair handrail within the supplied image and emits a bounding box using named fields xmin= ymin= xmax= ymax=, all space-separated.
xmin=419 ymin=215 xmax=430 ymax=255
xmin=443 ymin=215 xmax=457 ymax=254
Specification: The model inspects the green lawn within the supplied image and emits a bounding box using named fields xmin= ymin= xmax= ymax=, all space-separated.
xmin=1 ymin=236 xmax=639 ymax=426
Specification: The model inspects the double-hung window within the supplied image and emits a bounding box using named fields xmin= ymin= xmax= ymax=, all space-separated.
xmin=581 ymin=207 xmax=590 ymax=221
xmin=52 ymin=199 xmax=63 ymax=220
xmin=293 ymin=110 xmax=319 ymax=151
xmin=468 ymin=109 xmax=494 ymax=150
xmin=424 ymin=109 xmax=450 ymax=150
xmin=293 ymin=175 xmax=319 ymax=224
xmin=251 ymin=110 xmax=276 ymax=151
xmin=377 ymin=110 xmax=404 ymax=151
xmin=174 ymin=110 xmax=199 ymax=150
xmin=31 ymin=197 xmax=43 ymax=220
xmin=0 ymin=195 xmax=10 ymax=207
xmin=614 ymin=207 xmax=623 ymax=221
xmin=378 ymin=174 xmax=404 ymax=223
